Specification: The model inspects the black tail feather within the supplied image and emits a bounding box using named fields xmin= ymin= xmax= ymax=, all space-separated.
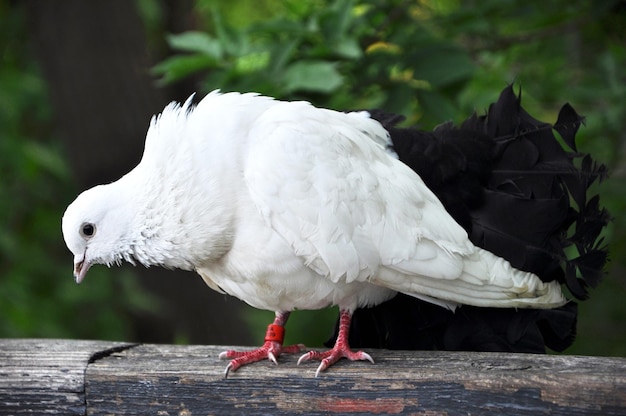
xmin=332 ymin=85 xmax=609 ymax=353
xmin=451 ymin=85 xmax=609 ymax=299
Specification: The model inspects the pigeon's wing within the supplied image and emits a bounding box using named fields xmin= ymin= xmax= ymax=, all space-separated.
xmin=244 ymin=102 xmax=475 ymax=289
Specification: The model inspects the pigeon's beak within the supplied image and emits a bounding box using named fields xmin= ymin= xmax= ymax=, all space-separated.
xmin=73 ymin=253 xmax=91 ymax=284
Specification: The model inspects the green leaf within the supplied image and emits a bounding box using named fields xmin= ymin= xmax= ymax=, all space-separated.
xmin=234 ymin=51 xmax=270 ymax=74
xmin=211 ymin=6 xmax=247 ymax=56
xmin=333 ymin=38 xmax=362 ymax=59
xmin=152 ymin=54 xmax=218 ymax=85
xmin=283 ymin=60 xmax=343 ymax=94
xmin=268 ymin=39 xmax=299 ymax=73
xmin=417 ymin=89 xmax=458 ymax=126
xmin=410 ymin=46 xmax=475 ymax=88
xmin=321 ymin=0 xmax=354 ymax=41
xmin=166 ymin=31 xmax=223 ymax=60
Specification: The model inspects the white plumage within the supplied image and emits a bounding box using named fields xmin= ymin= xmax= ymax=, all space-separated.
xmin=62 ymin=91 xmax=566 ymax=375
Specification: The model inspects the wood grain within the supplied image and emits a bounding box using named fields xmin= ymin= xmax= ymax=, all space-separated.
xmin=85 ymin=344 xmax=626 ymax=415
xmin=0 ymin=339 xmax=134 ymax=415
xmin=1 ymin=339 xmax=625 ymax=415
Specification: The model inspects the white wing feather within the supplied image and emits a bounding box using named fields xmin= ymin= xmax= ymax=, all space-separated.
xmin=244 ymin=100 xmax=565 ymax=309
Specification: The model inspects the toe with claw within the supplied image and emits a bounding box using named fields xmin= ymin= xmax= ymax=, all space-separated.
xmin=298 ymin=346 xmax=374 ymax=377
xmin=220 ymin=340 xmax=305 ymax=377
xmin=297 ymin=309 xmax=374 ymax=376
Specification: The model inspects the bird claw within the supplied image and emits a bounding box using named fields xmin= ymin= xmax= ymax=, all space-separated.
xmin=219 ymin=341 xmax=305 ymax=378
xmin=296 ymin=351 xmax=313 ymax=366
xmin=298 ymin=348 xmax=374 ymax=377
xmin=223 ymin=361 xmax=234 ymax=378
xmin=315 ymin=361 xmax=327 ymax=378
xmin=358 ymin=351 xmax=374 ymax=364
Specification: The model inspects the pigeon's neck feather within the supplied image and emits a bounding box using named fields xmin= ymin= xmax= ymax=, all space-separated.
xmin=115 ymin=94 xmax=279 ymax=271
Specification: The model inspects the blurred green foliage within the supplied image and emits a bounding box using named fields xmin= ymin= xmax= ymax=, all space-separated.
xmin=0 ymin=3 xmax=151 ymax=341
xmin=1 ymin=0 xmax=624 ymax=355
xmin=152 ymin=0 xmax=476 ymax=125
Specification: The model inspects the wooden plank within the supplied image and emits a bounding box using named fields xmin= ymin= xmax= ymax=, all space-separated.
xmin=0 ymin=339 xmax=135 ymax=415
xmin=2 ymin=339 xmax=624 ymax=415
xmin=85 ymin=344 xmax=626 ymax=415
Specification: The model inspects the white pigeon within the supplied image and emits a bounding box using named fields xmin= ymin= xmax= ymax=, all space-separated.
xmin=62 ymin=91 xmax=566 ymax=377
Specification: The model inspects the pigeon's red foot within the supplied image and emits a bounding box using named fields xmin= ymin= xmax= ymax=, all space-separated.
xmin=219 ymin=341 xmax=305 ymax=377
xmin=297 ymin=344 xmax=373 ymax=377
xmin=297 ymin=309 xmax=374 ymax=377
xmin=219 ymin=316 xmax=304 ymax=377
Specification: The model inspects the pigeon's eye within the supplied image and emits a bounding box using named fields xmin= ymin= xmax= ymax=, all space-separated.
xmin=80 ymin=222 xmax=96 ymax=239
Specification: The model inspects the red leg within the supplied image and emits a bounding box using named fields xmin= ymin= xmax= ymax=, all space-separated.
xmin=219 ymin=311 xmax=304 ymax=377
xmin=298 ymin=309 xmax=374 ymax=376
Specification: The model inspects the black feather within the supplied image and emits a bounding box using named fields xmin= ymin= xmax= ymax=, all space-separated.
xmin=329 ymin=85 xmax=609 ymax=353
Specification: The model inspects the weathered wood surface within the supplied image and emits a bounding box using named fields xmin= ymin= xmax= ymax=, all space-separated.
xmin=0 ymin=339 xmax=135 ymax=415
xmin=1 ymin=339 xmax=625 ymax=415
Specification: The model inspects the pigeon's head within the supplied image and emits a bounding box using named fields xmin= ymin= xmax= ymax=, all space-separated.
xmin=62 ymin=184 xmax=133 ymax=284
